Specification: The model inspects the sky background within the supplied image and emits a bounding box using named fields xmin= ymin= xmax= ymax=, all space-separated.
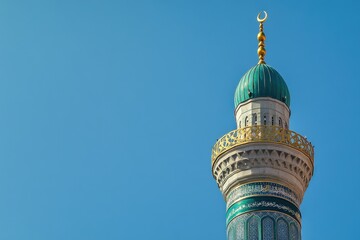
xmin=0 ymin=1 xmax=358 ymax=239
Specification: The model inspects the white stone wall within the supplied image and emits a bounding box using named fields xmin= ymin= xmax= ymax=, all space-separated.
xmin=235 ymin=97 xmax=290 ymax=129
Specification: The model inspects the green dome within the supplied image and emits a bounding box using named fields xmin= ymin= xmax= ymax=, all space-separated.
xmin=234 ymin=64 xmax=291 ymax=108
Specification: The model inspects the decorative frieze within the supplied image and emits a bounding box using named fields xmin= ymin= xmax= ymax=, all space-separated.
xmin=226 ymin=182 xmax=301 ymax=209
xmin=226 ymin=196 xmax=301 ymax=226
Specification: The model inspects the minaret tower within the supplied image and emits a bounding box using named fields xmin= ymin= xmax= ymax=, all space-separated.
xmin=211 ymin=12 xmax=314 ymax=240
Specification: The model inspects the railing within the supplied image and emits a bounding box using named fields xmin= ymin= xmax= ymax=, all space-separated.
xmin=211 ymin=125 xmax=314 ymax=166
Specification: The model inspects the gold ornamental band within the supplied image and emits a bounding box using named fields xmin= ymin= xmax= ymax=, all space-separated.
xmin=211 ymin=125 xmax=314 ymax=166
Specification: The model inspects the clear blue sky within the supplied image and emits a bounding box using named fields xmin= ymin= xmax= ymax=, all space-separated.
xmin=0 ymin=1 xmax=358 ymax=239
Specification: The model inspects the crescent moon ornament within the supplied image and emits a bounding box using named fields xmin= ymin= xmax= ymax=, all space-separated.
xmin=257 ymin=11 xmax=268 ymax=23
xmin=256 ymin=11 xmax=267 ymax=64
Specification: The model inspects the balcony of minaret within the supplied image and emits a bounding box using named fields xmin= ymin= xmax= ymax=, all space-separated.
xmin=211 ymin=125 xmax=314 ymax=200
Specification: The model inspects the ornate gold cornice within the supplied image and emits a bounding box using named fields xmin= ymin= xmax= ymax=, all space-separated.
xmin=211 ymin=125 xmax=314 ymax=167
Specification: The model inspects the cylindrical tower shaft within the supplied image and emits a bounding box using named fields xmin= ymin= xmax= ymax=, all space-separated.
xmin=211 ymin=11 xmax=314 ymax=240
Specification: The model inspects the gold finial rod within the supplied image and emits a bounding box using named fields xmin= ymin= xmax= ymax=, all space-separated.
xmin=257 ymin=11 xmax=268 ymax=64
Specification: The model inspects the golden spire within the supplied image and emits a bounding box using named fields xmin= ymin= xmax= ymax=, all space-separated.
xmin=257 ymin=11 xmax=268 ymax=64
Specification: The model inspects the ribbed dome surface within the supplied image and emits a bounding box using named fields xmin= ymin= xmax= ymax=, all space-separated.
xmin=234 ymin=64 xmax=290 ymax=108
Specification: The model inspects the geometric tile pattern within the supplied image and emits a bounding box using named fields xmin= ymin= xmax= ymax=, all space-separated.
xmin=248 ymin=216 xmax=259 ymax=240
xmin=290 ymin=223 xmax=299 ymax=240
xmin=227 ymin=211 xmax=300 ymax=240
xmin=262 ymin=217 xmax=275 ymax=240
xmin=277 ymin=218 xmax=289 ymax=240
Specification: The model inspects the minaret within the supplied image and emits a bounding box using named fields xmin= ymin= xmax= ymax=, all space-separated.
xmin=211 ymin=12 xmax=314 ymax=240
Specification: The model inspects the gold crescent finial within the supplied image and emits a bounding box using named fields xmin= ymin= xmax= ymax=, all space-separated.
xmin=257 ymin=11 xmax=267 ymax=64
xmin=257 ymin=11 xmax=268 ymax=23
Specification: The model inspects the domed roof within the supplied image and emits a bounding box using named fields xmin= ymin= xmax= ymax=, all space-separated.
xmin=234 ymin=64 xmax=290 ymax=108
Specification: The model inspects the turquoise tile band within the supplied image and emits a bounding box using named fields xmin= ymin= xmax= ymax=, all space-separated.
xmin=226 ymin=196 xmax=301 ymax=226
